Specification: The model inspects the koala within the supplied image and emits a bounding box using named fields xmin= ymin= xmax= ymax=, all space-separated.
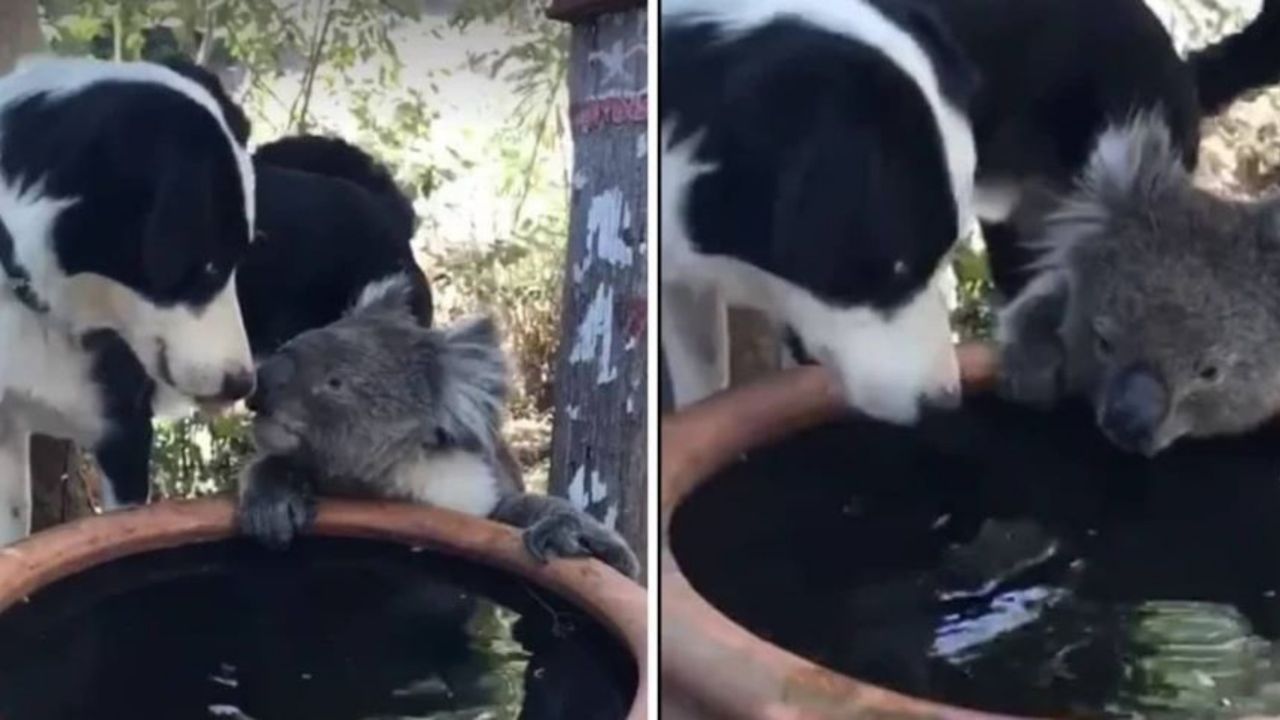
xmin=997 ymin=115 xmax=1280 ymax=456
xmin=235 ymin=275 xmax=640 ymax=578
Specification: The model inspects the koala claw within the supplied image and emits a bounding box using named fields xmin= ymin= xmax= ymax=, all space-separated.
xmin=237 ymin=477 xmax=316 ymax=551
xmin=523 ymin=510 xmax=641 ymax=579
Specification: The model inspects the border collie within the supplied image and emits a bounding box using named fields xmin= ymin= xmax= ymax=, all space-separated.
xmin=58 ymin=61 xmax=433 ymax=521
xmin=0 ymin=56 xmax=257 ymax=544
xmin=661 ymin=0 xmax=979 ymax=422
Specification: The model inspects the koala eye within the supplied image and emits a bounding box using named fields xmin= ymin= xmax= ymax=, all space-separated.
xmin=325 ymin=376 xmax=344 ymax=392
xmin=1092 ymin=317 xmax=1116 ymax=359
xmin=1196 ymin=363 xmax=1221 ymax=383
xmin=1094 ymin=329 xmax=1113 ymax=358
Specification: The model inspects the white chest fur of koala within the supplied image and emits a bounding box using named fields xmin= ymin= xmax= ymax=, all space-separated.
xmin=383 ymin=448 xmax=501 ymax=518
xmin=236 ymin=273 xmax=640 ymax=578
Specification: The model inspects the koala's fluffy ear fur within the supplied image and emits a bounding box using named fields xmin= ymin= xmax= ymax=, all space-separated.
xmin=1032 ymin=113 xmax=1188 ymax=272
xmin=352 ymin=274 xmax=417 ymax=319
xmin=428 ymin=315 xmax=510 ymax=454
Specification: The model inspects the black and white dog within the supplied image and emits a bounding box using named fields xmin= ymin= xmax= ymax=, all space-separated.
xmin=0 ymin=56 xmax=258 ymax=544
xmin=661 ymin=0 xmax=1280 ymax=418
xmin=1 ymin=56 xmax=431 ymax=543
xmin=69 ymin=64 xmax=431 ymax=522
xmin=661 ymin=0 xmax=978 ymax=422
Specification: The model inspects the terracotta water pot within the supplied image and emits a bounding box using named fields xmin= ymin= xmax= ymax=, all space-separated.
xmin=0 ymin=497 xmax=648 ymax=720
xmin=660 ymin=343 xmax=1026 ymax=720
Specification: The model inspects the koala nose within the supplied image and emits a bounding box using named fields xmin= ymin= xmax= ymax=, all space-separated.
xmin=246 ymin=354 xmax=294 ymax=413
xmin=1099 ymin=365 xmax=1168 ymax=454
xmin=219 ymin=368 xmax=256 ymax=402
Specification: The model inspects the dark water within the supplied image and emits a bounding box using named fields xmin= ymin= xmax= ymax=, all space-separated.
xmin=670 ymin=396 xmax=1280 ymax=719
xmin=0 ymin=537 xmax=635 ymax=720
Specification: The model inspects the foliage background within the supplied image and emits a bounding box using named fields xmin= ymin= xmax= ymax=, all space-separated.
xmin=37 ymin=0 xmax=570 ymax=499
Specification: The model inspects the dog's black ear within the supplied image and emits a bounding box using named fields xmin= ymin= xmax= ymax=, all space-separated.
xmin=142 ymin=152 xmax=214 ymax=293
xmin=156 ymin=57 xmax=251 ymax=145
xmin=770 ymin=78 xmax=963 ymax=306
xmin=718 ymin=15 xmax=975 ymax=307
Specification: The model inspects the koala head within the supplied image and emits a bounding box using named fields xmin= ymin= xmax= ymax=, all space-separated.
xmin=245 ymin=274 xmax=508 ymax=479
xmin=1014 ymin=115 xmax=1280 ymax=455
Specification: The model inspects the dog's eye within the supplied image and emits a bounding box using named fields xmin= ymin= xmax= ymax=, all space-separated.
xmin=203 ymin=262 xmax=219 ymax=278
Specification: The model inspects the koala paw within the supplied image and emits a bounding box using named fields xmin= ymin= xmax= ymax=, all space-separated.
xmin=237 ymin=465 xmax=316 ymax=551
xmin=998 ymin=337 xmax=1066 ymax=410
xmin=523 ymin=509 xmax=641 ymax=579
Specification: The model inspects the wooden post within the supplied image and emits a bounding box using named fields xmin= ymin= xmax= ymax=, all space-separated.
xmin=547 ymin=0 xmax=648 ymax=583
xmin=0 ymin=1 xmax=99 ymax=531
xmin=0 ymin=0 xmax=42 ymax=73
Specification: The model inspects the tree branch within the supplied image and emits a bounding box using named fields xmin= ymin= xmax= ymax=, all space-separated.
xmin=287 ymin=0 xmax=336 ymax=133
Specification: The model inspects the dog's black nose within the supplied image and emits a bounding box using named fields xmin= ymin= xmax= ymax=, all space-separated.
xmin=220 ymin=369 xmax=256 ymax=402
xmin=1099 ymin=364 xmax=1168 ymax=453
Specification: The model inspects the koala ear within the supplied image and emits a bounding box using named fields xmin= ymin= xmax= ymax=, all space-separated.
xmin=1034 ymin=115 xmax=1188 ymax=273
xmin=350 ymin=273 xmax=417 ymax=319
xmin=427 ymin=315 xmax=510 ymax=453
xmin=1082 ymin=113 xmax=1188 ymax=208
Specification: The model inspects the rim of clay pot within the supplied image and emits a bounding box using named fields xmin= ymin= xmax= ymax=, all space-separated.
xmin=660 ymin=343 xmax=1040 ymax=720
xmin=0 ymin=497 xmax=647 ymax=720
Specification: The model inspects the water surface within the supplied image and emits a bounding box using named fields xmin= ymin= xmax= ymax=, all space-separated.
xmin=671 ymin=397 xmax=1280 ymax=718
xmin=0 ymin=537 xmax=635 ymax=720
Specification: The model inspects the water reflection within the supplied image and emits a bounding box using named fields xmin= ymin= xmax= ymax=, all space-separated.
xmin=671 ymin=395 xmax=1280 ymax=719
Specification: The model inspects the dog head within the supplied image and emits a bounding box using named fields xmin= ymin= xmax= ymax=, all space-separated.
xmin=661 ymin=1 xmax=978 ymax=422
xmin=0 ymin=56 xmax=256 ymax=404
xmin=246 ymin=274 xmax=508 ymax=480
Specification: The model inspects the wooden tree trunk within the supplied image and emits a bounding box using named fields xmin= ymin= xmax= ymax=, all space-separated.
xmin=0 ymin=0 xmax=42 ymax=73
xmin=548 ymin=8 xmax=648 ymax=583
xmin=0 ymin=0 xmax=98 ymax=531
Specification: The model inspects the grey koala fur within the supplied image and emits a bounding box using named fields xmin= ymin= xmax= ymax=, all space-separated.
xmin=236 ymin=275 xmax=640 ymax=578
xmin=997 ymin=114 xmax=1280 ymax=456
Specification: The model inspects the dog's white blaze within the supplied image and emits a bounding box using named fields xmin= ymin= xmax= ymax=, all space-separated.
xmin=391 ymin=449 xmax=501 ymax=518
xmin=1 ymin=55 xmax=255 ymax=231
xmin=51 ymin=270 xmax=253 ymax=400
xmin=664 ymin=0 xmax=977 ymax=231
xmin=144 ymin=274 xmax=253 ymax=398
xmin=783 ymin=272 xmax=960 ymax=424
